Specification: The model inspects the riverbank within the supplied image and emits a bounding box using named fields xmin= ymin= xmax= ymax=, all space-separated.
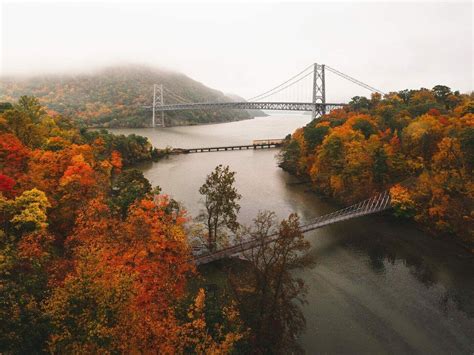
xmin=278 ymin=89 xmax=473 ymax=250
xmin=83 ymin=113 xmax=261 ymax=129
xmin=280 ymin=162 xmax=474 ymax=254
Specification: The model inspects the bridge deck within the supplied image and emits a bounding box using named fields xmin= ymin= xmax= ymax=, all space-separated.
xmin=193 ymin=190 xmax=391 ymax=265
xmin=146 ymin=101 xmax=346 ymax=112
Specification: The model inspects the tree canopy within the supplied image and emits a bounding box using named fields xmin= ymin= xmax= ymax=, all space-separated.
xmin=0 ymin=98 xmax=245 ymax=353
xmin=280 ymin=86 xmax=473 ymax=244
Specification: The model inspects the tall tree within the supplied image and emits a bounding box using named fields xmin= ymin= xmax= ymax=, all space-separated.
xmin=198 ymin=165 xmax=241 ymax=252
xmin=229 ymin=211 xmax=314 ymax=353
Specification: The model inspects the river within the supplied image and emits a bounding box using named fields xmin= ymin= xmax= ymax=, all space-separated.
xmin=110 ymin=114 xmax=474 ymax=354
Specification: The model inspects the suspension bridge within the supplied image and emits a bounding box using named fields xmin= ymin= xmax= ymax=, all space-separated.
xmin=145 ymin=62 xmax=389 ymax=263
xmin=146 ymin=63 xmax=385 ymax=127
xmin=193 ymin=190 xmax=392 ymax=265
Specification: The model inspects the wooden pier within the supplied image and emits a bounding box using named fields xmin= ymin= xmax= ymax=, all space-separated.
xmin=178 ymin=139 xmax=284 ymax=154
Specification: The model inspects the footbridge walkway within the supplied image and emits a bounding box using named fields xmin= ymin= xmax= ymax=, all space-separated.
xmin=193 ymin=190 xmax=392 ymax=265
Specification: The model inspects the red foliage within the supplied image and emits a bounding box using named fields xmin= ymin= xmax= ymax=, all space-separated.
xmin=0 ymin=133 xmax=30 ymax=179
xmin=0 ymin=174 xmax=16 ymax=195
xmin=438 ymin=116 xmax=450 ymax=126
xmin=428 ymin=108 xmax=441 ymax=116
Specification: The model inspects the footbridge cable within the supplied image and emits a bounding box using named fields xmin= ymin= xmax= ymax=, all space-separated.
xmin=193 ymin=190 xmax=392 ymax=265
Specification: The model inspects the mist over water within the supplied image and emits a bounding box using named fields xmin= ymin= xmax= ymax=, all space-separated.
xmin=110 ymin=115 xmax=474 ymax=353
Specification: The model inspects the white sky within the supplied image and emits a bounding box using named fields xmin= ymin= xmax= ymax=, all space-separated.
xmin=1 ymin=1 xmax=473 ymax=102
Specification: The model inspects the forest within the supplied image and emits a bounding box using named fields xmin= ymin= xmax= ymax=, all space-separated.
xmin=0 ymin=97 xmax=311 ymax=353
xmin=279 ymin=85 xmax=473 ymax=247
xmin=1 ymin=87 xmax=472 ymax=353
xmin=0 ymin=65 xmax=264 ymax=128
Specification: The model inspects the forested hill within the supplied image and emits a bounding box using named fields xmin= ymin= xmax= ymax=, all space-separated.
xmin=0 ymin=65 xmax=262 ymax=127
xmin=279 ymin=86 xmax=473 ymax=246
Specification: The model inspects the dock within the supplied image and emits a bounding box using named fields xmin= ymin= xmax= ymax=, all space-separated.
xmin=175 ymin=139 xmax=284 ymax=154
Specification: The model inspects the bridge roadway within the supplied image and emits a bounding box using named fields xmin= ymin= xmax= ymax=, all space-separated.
xmin=146 ymin=101 xmax=346 ymax=112
xmin=193 ymin=190 xmax=392 ymax=265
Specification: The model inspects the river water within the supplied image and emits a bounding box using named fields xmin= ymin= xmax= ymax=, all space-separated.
xmin=110 ymin=114 xmax=474 ymax=354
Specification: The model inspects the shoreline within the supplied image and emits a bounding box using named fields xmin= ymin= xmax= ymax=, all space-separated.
xmin=280 ymin=166 xmax=474 ymax=256
xmin=83 ymin=113 xmax=272 ymax=130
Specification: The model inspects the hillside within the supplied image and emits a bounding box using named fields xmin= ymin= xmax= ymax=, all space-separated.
xmin=225 ymin=93 xmax=268 ymax=118
xmin=279 ymin=86 xmax=473 ymax=246
xmin=0 ymin=65 xmax=259 ymax=127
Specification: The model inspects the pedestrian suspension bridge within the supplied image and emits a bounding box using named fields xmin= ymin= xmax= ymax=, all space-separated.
xmin=146 ymin=63 xmax=385 ymax=127
xmin=194 ymin=190 xmax=392 ymax=265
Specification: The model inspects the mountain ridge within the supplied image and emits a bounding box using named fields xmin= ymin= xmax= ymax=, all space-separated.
xmin=0 ymin=64 xmax=265 ymax=127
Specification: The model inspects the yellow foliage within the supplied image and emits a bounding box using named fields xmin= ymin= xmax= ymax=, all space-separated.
xmin=390 ymin=184 xmax=416 ymax=218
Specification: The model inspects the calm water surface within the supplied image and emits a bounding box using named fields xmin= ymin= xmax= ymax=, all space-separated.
xmin=110 ymin=114 xmax=474 ymax=354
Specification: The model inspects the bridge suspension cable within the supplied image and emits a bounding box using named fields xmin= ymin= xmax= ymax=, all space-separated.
xmin=326 ymin=65 xmax=385 ymax=95
xmin=250 ymin=70 xmax=314 ymax=102
xmin=147 ymin=61 xmax=386 ymax=127
xmin=163 ymin=87 xmax=193 ymax=104
xmin=246 ymin=63 xmax=314 ymax=102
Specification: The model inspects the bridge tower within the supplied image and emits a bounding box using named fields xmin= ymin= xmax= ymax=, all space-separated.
xmin=152 ymin=84 xmax=165 ymax=127
xmin=312 ymin=63 xmax=326 ymax=120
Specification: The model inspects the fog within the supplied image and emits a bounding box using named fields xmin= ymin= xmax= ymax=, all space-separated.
xmin=1 ymin=1 xmax=472 ymax=102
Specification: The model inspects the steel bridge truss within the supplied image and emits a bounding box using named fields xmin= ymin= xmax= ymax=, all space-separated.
xmin=312 ymin=63 xmax=326 ymax=118
xmin=147 ymin=62 xmax=386 ymax=127
xmin=147 ymin=101 xmax=345 ymax=113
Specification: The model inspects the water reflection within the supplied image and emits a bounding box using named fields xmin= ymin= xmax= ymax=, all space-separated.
xmin=321 ymin=213 xmax=474 ymax=319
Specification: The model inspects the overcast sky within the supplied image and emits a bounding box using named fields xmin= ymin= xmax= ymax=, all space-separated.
xmin=1 ymin=1 xmax=473 ymax=102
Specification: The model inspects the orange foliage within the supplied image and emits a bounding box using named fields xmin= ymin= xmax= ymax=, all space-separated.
xmin=47 ymin=195 xmax=242 ymax=353
xmin=280 ymin=86 xmax=473 ymax=242
xmin=110 ymin=150 xmax=122 ymax=173
xmin=2 ymin=98 xmax=247 ymax=353
xmin=60 ymin=155 xmax=96 ymax=188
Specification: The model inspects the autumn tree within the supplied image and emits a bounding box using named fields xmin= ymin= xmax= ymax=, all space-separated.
xmin=349 ymin=96 xmax=371 ymax=111
xmin=278 ymin=135 xmax=301 ymax=174
xmin=111 ymin=168 xmax=152 ymax=218
xmin=198 ymin=165 xmax=241 ymax=252
xmin=412 ymin=136 xmax=473 ymax=241
xmin=389 ymin=184 xmax=416 ymax=218
xmin=229 ymin=211 xmax=314 ymax=353
xmin=0 ymin=97 xmax=249 ymax=353
xmin=279 ymin=86 xmax=473 ymax=244
xmin=46 ymin=196 xmax=245 ymax=353
xmin=0 ymin=189 xmax=53 ymax=353
xmin=0 ymin=133 xmax=30 ymax=195
xmin=1 ymin=96 xmax=49 ymax=148
xmin=303 ymin=122 xmax=330 ymax=151
xmin=402 ymin=114 xmax=444 ymax=164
